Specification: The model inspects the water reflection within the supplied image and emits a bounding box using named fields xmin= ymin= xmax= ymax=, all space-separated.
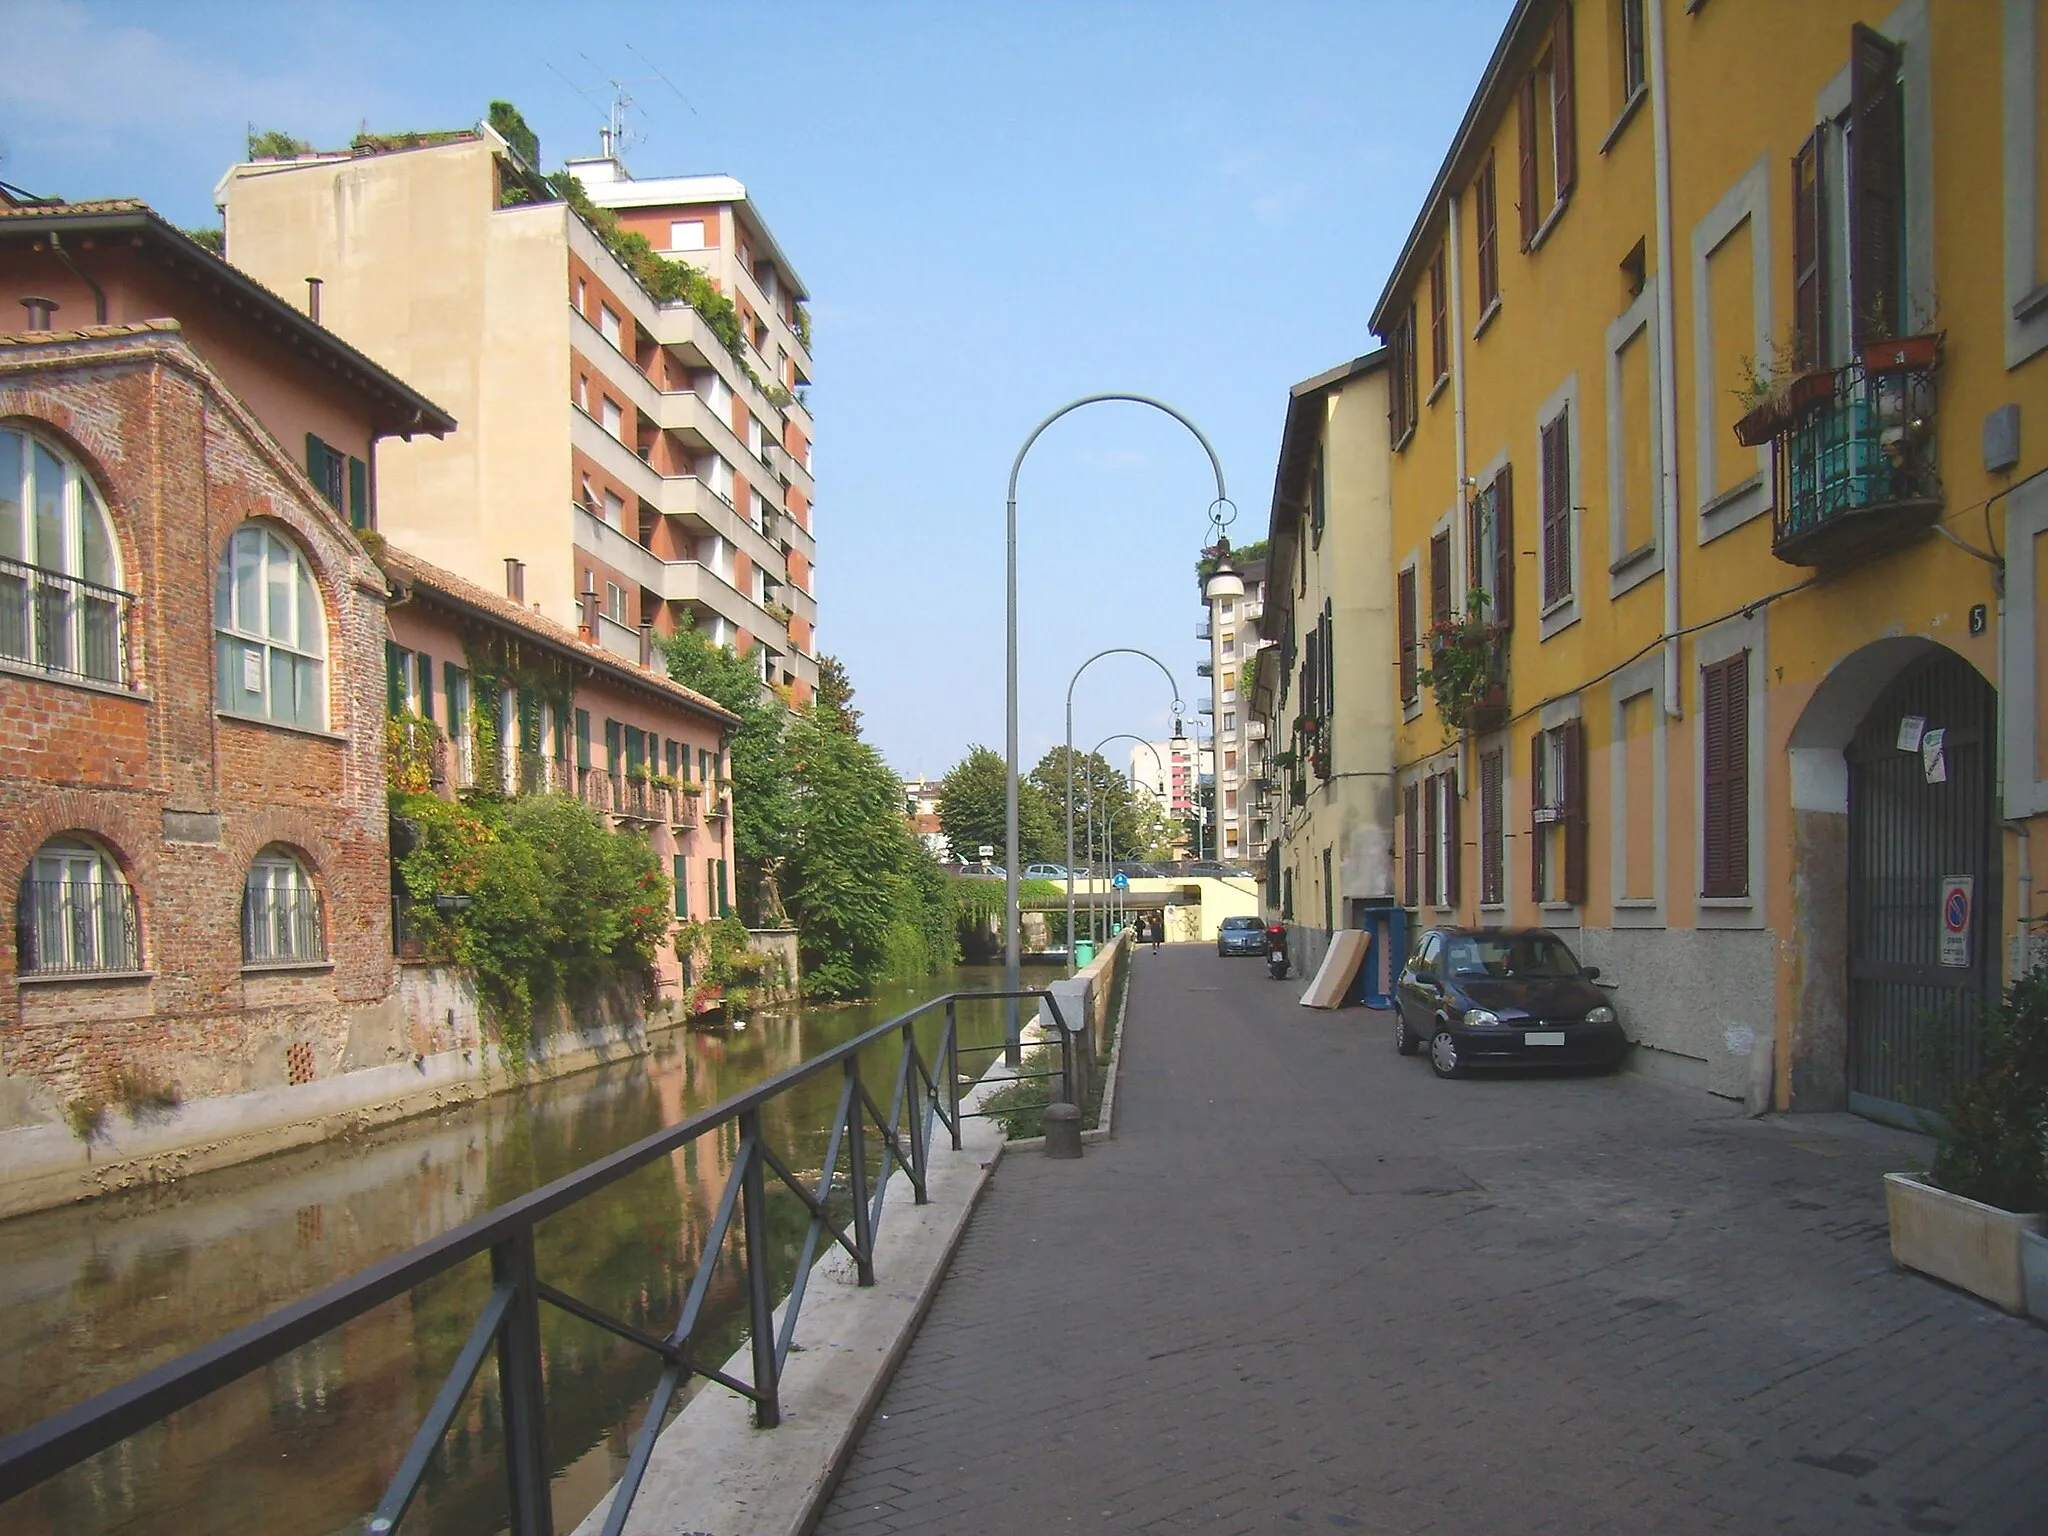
xmin=0 ymin=966 xmax=1015 ymax=1536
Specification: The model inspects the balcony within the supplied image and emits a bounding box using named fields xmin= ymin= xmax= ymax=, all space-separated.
xmin=1247 ymin=719 xmax=1267 ymax=741
xmin=0 ymin=558 xmax=136 ymax=691
xmin=1197 ymin=693 xmax=1214 ymax=715
xmin=1753 ymin=340 xmax=1942 ymax=570
xmin=1195 ymin=661 xmax=1213 ymax=678
xmin=1196 ymin=620 xmax=1211 ymax=641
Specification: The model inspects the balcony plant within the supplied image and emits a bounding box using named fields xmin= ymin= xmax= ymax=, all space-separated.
xmin=625 ymin=765 xmax=651 ymax=786
xmin=1421 ymin=591 xmax=1507 ymax=735
xmin=387 ymin=712 xmax=441 ymax=795
xmin=1885 ymin=967 xmax=2048 ymax=1316
xmin=649 ymin=772 xmax=679 ymax=792
xmin=763 ymin=600 xmax=794 ymax=624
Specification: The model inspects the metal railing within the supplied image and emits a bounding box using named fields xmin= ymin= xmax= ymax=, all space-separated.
xmin=241 ymin=886 xmax=325 ymax=964
xmin=577 ymin=766 xmax=616 ymax=813
xmin=14 ymin=879 xmax=141 ymax=975
xmin=0 ymin=557 xmax=135 ymax=689
xmin=1774 ymin=355 xmax=1941 ymax=564
xmin=0 ymin=987 xmax=1070 ymax=1536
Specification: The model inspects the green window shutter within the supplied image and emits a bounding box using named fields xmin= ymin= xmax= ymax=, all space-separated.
xmin=517 ymin=688 xmax=539 ymax=753
xmin=385 ymin=642 xmax=407 ymax=716
xmin=718 ymin=859 xmax=730 ymax=918
xmin=673 ymin=854 xmax=687 ymax=918
xmin=306 ymin=434 xmax=328 ymax=496
xmin=348 ymin=456 xmax=368 ymax=529
xmin=416 ymin=653 xmax=433 ymax=718
xmin=576 ymin=709 xmax=591 ymax=769
xmin=626 ymin=726 xmax=644 ymax=773
xmin=605 ymin=719 xmax=621 ymax=773
xmin=443 ymin=663 xmax=464 ymax=734
xmin=554 ymin=709 xmax=570 ymax=762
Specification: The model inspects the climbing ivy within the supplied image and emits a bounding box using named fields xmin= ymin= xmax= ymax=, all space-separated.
xmin=460 ymin=628 xmax=575 ymax=797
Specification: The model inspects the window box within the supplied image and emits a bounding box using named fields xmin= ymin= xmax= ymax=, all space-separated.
xmin=1860 ymin=331 xmax=1942 ymax=377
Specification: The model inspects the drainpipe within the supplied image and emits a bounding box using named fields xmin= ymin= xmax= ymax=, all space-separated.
xmin=1649 ymin=0 xmax=1683 ymax=718
xmin=1448 ymin=195 xmax=1471 ymax=612
xmin=45 ymin=231 xmax=107 ymax=325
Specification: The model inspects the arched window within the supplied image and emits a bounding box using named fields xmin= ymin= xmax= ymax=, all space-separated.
xmin=215 ymin=524 xmax=326 ymax=729
xmin=0 ymin=426 xmax=130 ymax=686
xmin=16 ymin=837 xmax=140 ymax=975
xmin=243 ymin=846 xmax=325 ymax=963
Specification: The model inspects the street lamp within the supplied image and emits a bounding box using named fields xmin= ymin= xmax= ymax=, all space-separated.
xmin=1064 ymin=647 xmax=1181 ymax=967
xmin=1004 ymin=394 xmax=1229 ymax=1062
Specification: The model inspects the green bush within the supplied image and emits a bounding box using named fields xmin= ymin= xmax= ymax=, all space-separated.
xmin=1931 ymin=968 xmax=2048 ymax=1212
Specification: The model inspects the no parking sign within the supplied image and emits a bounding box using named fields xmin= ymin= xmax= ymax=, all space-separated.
xmin=1940 ymin=876 xmax=1972 ymax=967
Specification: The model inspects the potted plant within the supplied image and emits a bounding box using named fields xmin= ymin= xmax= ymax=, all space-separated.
xmin=1860 ymin=331 xmax=1943 ymax=377
xmin=1884 ymin=968 xmax=2048 ymax=1316
xmin=1421 ymin=592 xmax=1507 ymax=735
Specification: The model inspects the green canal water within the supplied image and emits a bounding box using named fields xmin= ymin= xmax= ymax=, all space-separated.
xmin=0 ymin=965 xmax=1020 ymax=1536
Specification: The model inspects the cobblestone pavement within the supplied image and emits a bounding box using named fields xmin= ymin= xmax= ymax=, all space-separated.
xmin=813 ymin=945 xmax=2048 ymax=1536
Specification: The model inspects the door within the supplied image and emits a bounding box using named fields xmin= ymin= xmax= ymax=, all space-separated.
xmin=1399 ymin=931 xmax=1441 ymax=1032
xmin=1846 ymin=650 xmax=2000 ymax=1125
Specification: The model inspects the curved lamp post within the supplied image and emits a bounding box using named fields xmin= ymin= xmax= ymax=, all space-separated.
xmin=1005 ymin=394 xmax=1227 ymax=1058
xmin=1065 ymin=648 xmax=1181 ymax=962
xmin=1087 ymin=732 xmax=1166 ymax=945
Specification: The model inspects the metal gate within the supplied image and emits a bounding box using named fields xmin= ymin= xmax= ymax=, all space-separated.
xmin=1846 ymin=649 xmax=2000 ymax=1125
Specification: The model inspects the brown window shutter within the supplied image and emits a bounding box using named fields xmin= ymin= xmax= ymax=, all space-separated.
xmin=1726 ymin=657 xmax=1749 ymax=896
xmin=1423 ymin=773 xmax=1440 ymax=906
xmin=1530 ymin=730 xmax=1547 ymax=903
xmin=1403 ymin=781 xmax=1420 ymax=906
xmin=1517 ymin=73 xmax=1540 ymax=250
xmin=1476 ymin=155 xmax=1499 ymax=309
xmin=1444 ymin=770 xmax=1462 ymax=907
xmin=1552 ymin=2 xmax=1577 ymax=195
xmin=1480 ymin=749 xmax=1504 ymax=905
xmin=1791 ymin=129 xmax=1828 ymax=370
xmin=1493 ymin=463 xmax=1515 ymax=631
xmin=1429 ymin=248 xmax=1448 ymax=382
xmin=1849 ymin=24 xmax=1904 ymax=346
xmin=1397 ymin=567 xmax=1418 ymax=703
xmin=1702 ymin=652 xmax=1750 ymax=898
xmin=1405 ymin=303 xmax=1420 ymax=427
xmin=1430 ymin=530 xmax=1452 ymax=627
xmin=1540 ymin=412 xmax=1572 ymax=606
xmin=1561 ymin=717 xmax=1587 ymax=905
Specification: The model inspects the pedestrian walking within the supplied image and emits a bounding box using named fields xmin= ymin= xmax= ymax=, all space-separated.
xmin=1149 ymin=914 xmax=1162 ymax=954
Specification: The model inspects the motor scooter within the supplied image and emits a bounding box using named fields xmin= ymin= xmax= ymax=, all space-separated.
xmin=1266 ymin=922 xmax=1289 ymax=981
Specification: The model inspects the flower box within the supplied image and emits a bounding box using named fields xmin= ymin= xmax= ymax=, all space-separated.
xmin=1884 ymin=1172 xmax=2045 ymax=1315
xmin=1860 ymin=332 xmax=1942 ymax=377
xmin=1733 ymin=396 xmax=1789 ymax=448
xmin=1786 ymin=368 xmax=1838 ymax=418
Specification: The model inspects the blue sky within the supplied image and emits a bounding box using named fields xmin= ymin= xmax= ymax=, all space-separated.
xmin=0 ymin=0 xmax=1510 ymax=781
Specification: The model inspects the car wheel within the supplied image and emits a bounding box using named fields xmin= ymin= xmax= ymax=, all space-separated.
xmin=1428 ymin=1028 xmax=1466 ymax=1079
xmin=1395 ymin=1013 xmax=1418 ymax=1056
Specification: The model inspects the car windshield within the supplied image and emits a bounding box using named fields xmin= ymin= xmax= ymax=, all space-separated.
xmin=1221 ymin=917 xmax=1263 ymax=932
xmin=1442 ymin=934 xmax=1582 ymax=979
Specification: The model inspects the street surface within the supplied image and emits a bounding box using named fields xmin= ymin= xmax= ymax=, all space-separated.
xmin=816 ymin=945 xmax=2048 ymax=1534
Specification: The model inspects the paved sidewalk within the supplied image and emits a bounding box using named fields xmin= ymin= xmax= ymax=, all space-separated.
xmin=813 ymin=945 xmax=2048 ymax=1535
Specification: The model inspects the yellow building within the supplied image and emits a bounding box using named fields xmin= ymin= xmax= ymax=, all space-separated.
xmin=1251 ymin=352 xmax=1399 ymax=977
xmin=1374 ymin=0 xmax=2048 ymax=1119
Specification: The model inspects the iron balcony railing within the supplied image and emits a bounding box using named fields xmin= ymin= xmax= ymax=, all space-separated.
xmin=1772 ymin=348 xmax=1941 ymax=568
xmin=15 ymin=879 xmax=141 ymax=975
xmin=242 ymin=886 xmax=326 ymax=964
xmin=0 ymin=556 xmax=136 ymax=689
xmin=0 ymin=988 xmax=1072 ymax=1536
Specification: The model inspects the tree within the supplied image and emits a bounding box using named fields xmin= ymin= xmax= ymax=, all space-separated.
xmin=1029 ymin=747 xmax=1149 ymax=864
xmin=487 ymin=101 xmax=540 ymax=167
xmin=1181 ymin=778 xmax=1216 ymax=862
xmin=814 ymin=654 xmax=862 ymax=736
xmin=247 ymin=129 xmax=311 ymax=158
xmin=937 ymin=746 xmax=1059 ymax=866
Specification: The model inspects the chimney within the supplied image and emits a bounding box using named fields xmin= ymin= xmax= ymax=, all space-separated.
xmin=19 ymin=296 xmax=58 ymax=331
xmin=504 ymin=558 xmax=525 ymax=604
xmin=305 ymin=277 xmax=322 ymax=323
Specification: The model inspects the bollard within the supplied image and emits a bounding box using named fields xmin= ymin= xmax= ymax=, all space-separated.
xmin=1043 ymin=1101 xmax=1083 ymax=1158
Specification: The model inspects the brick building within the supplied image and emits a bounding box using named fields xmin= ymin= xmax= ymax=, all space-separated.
xmin=0 ymin=199 xmax=454 ymax=1114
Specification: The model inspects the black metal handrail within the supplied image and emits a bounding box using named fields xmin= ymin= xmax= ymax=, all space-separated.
xmin=0 ymin=986 xmax=1071 ymax=1536
xmin=0 ymin=554 xmax=135 ymax=689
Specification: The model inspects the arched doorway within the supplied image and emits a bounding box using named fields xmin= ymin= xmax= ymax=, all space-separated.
xmin=1844 ymin=649 xmax=2000 ymax=1124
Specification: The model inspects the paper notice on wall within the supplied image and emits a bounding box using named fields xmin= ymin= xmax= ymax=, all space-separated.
xmin=1922 ymin=727 xmax=1947 ymax=784
xmin=1896 ymin=715 xmax=1926 ymax=752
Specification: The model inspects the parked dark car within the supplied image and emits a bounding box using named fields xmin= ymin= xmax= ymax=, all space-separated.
xmin=1217 ymin=916 xmax=1267 ymax=956
xmin=1395 ymin=927 xmax=1625 ymax=1078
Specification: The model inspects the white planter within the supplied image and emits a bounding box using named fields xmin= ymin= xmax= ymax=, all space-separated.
xmin=1884 ymin=1172 xmax=2045 ymax=1315
xmin=2023 ymin=1229 xmax=2048 ymax=1325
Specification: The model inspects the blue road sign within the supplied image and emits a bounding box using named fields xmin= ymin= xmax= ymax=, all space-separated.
xmin=1112 ymin=871 xmax=1129 ymax=890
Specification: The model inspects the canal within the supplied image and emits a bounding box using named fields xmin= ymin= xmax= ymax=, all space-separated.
xmin=0 ymin=964 xmax=1019 ymax=1536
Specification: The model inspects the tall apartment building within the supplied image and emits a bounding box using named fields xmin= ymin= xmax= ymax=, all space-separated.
xmin=218 ymin=123 xmax=819 ymax=702
xmin=1198 ymin=552 xmax=1270 ymax=866
xmin=1127 ymin=737 xmax=1206 ymax=821
xmin=1373 ymin=0 xmax=2047 ymax=1119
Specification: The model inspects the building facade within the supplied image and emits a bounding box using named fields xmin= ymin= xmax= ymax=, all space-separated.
xmin=0 ymin=199 xmax=454 ymax=1114
xmin=1199 ymin=553 xmax=1271 ymax=866
xmin=901 ymin=777 xmax=948 ymax=859
xmin=1252 ymin=352 xmax=1399 ymax=952
xmin=1373 ymin=0 xmax=2048 ymax=1118
xmin=1128 ymin=737 xmax=1208 ymax=822
xmin=217 ymin=123 xmax=819 ymax=703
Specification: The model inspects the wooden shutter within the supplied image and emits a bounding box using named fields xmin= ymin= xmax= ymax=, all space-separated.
xmin=1493 ymin=463 xmax=1516 ymax=630
xmin=576 ymin=708 xmax=591 ymax=769
xmin=415 ymin=652 xmax=433 ymax=718
xmin=1429 ymin=248 xmax=1448 ymax=382
xmin=443 ymin=662 xmax=463 ymax=735
xmin=305 ymin=434 xmax=334 ymax=509
xmin=1476 ymin=155 xmax=1499 ymax=309
xmin=385 ymin=642 xmax=406 ymax=716
xmin=1561 ymin=717 xmax=1587 ymax=905
xmin=347 ymin=456 xmax=368 ymax=529
xmin=1397 ymin=567 xmax=1418 ymax=703
xmin=1423 ymin=773 xmax=1439 ymax=907
xmin=1849 ymin=23 xmax=1904 ymax=346
xmin=1388 ymin=311 xmax=1411 ymax=446
xmin=1443 ymin=771 xmax=1462 ymax=907
xmin=1541 ymin=413 xmax=1572 ymax=606
xmin=1430 ymin=530 xmax=1452 ymax=626
xmin=1552 ymin=2 xmax=1577 ymax=195
xmin=1791 ymin=129 xmax=1828 ymax=369
xmin=1517 ymin=73 xmax=1540 ymax=250
xmin=1702 ymin=652 xmax=1751 ymax=898
xmin=605 ymin=718 xmax=622 ymax=773
xmin=674 ymin=854 xmax=688 ymax=919
xmin=1403 ymin=780 xmax=1420 ymax=907
xmin=1530 ymin=730 xmax=1547 ymax=902
xmin=1480 ymin=748 xmax=1504 ymax=905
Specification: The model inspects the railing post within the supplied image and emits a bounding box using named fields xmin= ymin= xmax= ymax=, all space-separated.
xmin=903 ymin=1022 xmax=929 ymax=1204
xmin=946 ymin=998 xmax=962 ymax=1151
xmin=844 ymin=1058 xmax=875 ymax=1286
xmin=491 ymin=1228 xmax=555 ymax=1536
xmin=738 ymin=1110 xmax=781 ymax=1427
